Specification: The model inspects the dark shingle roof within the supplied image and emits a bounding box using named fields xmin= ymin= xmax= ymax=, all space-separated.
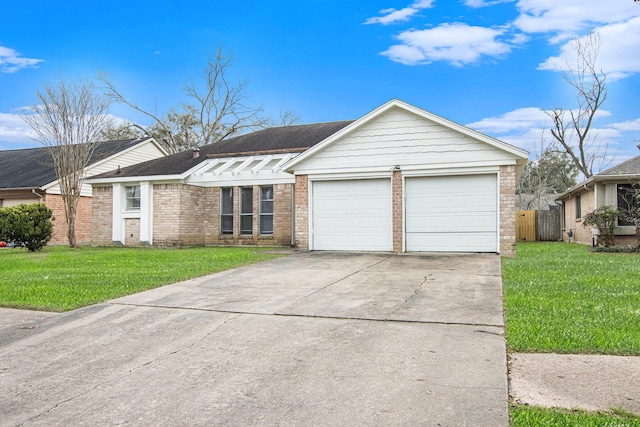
xmin=91 ymin=121 xmax=354 ymax=179
xmin=0 ymin=139 xmax=147 ymax=189
xmin=597 ymin=154 xmax=640 ymax=176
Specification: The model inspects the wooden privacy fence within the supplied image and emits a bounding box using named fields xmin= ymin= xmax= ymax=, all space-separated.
xmin=516 ymin=210 xmax=561 ymax=242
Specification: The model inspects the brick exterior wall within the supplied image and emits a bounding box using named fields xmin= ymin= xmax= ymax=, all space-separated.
xmin=294 ymin=175 xmax=309 ymax=250
xmin=392 ymin=171 xmax=403 ymax=252
xmin=44 ymin=193 xmax=92 ymax=245
xmin=91 ymin=186 xmax=113 ymax=246
xmin=204 ymin=184 xmax=293 ymax=247
xmin=124 ymin=218 xmax=141 ymax=246
xmin=561 ymin=191 xmax=595 ymax=245
xmin=152 ymin=183 xmax=206 ymax=247
xmin=499 ymin=165 xmax=517 ymax=257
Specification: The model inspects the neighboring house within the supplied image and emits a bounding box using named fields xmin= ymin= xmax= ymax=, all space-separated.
xmin=0 ymin=138 xmax=167 ymax=244
xmin=556 ymin=155 xmax=640 ymax=245
xmin=87 ymin=100 xmax=529 ymax=256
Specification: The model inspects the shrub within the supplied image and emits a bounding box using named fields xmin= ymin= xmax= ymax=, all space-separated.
xmin=582 ymin=205 xmax=619 ymax=247
xmin=0 ymin=203 xmax=53 ymax=251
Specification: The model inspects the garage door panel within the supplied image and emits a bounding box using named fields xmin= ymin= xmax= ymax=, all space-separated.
xmin=313 ymin=179 xmax=392 ymax=251
xmin=407 ymin=212 xmax=496 ymax=232
xmin=406 ymin=232 xmax=497 ymax=252
xmin=405 ymin=175 xmax=498 ymax=252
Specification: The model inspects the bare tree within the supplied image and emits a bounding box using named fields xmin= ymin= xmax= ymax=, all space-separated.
xmin=517 ymin=136 xmax=578 ymax=210
xmin=22 ymin=79 xmax=112 ymax=247
xmin=96 ymin=120 xmax=146 ymax=141
xmin=547 ymin=33 xmax=608 ymax=178
xmin=99 ymin=48 xmax=269 ymax=154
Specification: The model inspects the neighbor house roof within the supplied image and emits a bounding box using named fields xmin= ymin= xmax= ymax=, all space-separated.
xmin=0 ymin=138 xmax=153 ymax=190
xmin=88 ymin=121 xmax=354 ymax=180
xmin=556 ymin=154 xmax=640 ymax=201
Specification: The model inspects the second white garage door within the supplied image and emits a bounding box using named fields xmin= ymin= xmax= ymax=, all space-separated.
xmin=312 ymin=179 xmax=392 ymax=251
xmin=405 ymin=175 xmax=498 ymax=252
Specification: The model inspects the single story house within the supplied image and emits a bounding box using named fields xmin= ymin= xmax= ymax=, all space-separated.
xmin=87 ymin=100 xmax=529 ymax=256
xmin=556 ymin=154 xmax=640 ymax=245
xmin=0 ymin=137 xmax=167 ymax=244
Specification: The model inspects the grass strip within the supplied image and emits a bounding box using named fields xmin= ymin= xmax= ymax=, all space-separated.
xmin=510 ymin=405 xmax=640 ymax=427
xmin=503 ymin=242 xmax=640 ymax=355
xmin=0 ymin=246 xmax=283 ymax=312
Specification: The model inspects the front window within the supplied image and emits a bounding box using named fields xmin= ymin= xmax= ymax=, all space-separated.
xmin=618 ymin=184 xmax=639 ymax=226
xmin=260 ymin=185 xmax=274 ymax=235
xmin=221 ymin=187 xmax=234 ymax=235
xmin=240 ymin=187 xmax=253 ymax=235
xmin=125 ymin=185 xmax=140 ymax=211
xmin=575 ymin=195 xmax=581 ymax=219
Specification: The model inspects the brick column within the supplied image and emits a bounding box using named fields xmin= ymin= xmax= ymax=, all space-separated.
xmin=392 ymin=171 xmax=403 ymax=253
xmin=500 ymin=165 xmax=517 ymax=257
xmin=294 ymin=175 xmax=309 ymax=250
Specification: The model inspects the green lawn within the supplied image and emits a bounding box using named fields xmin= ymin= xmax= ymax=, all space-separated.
xmin=504 ymin=242 xmax=640 ymax=425
xmin=511 ymin=406 xmax=640 ymax=427
xmin=0 ymin=246 xmax=283 ymax=311
xmin=503 ymin=242 xmax=640 ymax=355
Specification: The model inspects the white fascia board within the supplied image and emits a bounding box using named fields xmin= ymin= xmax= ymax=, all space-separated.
xmin=39 ymin=180 xmax=60 ymax=191
xmin=307 ymin=171 xmax=393 ymax=181
xmin=401 ymin=165 xmax=500 ymax=177
xmin=293 ymin=160 xmax=512 ymax=177
xmin=284 ymin=99 xmax=528 ymax=172
xmin=187 ymin=176 xmax=295 ymax=187
xmin=86 ymin=174 xmax=187 ymax=185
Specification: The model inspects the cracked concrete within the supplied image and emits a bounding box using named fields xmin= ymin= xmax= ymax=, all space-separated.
xmin=0 ymin=252 xmax=507 ymax=426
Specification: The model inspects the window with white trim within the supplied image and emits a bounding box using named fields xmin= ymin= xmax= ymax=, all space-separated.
xmin=125 ymin=185 xmax=140 ymax=211
xmin=260 ymin=185 xmax=273 ymax=235
xmin=220 ymin=187 xmax=234 ymax=235
xmin=618 ymin=184 xmax=639 ymax=226
xmin=240 ymin=187 xmax=253 ymax=235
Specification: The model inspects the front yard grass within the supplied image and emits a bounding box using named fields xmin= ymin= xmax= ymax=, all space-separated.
xmin=510 ymin=405 xmax=640 ymax=427
xmin=0 ymin=246 xmax=283 ymax=312
xmin=503 ymin=242 xmax=640 ymax=355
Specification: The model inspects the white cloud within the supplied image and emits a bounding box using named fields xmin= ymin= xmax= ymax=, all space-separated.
xmin=514 ymin=0 xmax=640 ymax=39
xmin=467 ymin=107 xmax=549 ymax=134
xmin=0 ymin=46 xmax=44 ymax=73
xmin=364 ymin=0 xmax=434 ymax=25
xmin=464 ymin=0 xmax=515 ymax=8
xmin=538 ymin=17 xmax=640 ymax=79
xmin=382 ymin=23 xmax=511 ymax=66
xmin=0 ymin=112 xmax=36 ymax=146
xmin=467 ymin=107 xmax=639 ymax=162
xmin=612 ymin=118 xmax=640 ymax=132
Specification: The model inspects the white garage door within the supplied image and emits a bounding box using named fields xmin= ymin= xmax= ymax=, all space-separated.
xmin=312 ymin=179 xmax=392 ymax=251
xmin=405 ymin=175 xmax=498 ymax=252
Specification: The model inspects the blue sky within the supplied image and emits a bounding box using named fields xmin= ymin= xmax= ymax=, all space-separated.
xmin=2 ymin=0 xmax=640 ymax=170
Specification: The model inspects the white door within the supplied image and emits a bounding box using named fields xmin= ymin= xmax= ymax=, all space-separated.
xmin=312 ymin=179 xmax=392 ymax=251
xmin=405 ymin=175 xmax=498 ymax=252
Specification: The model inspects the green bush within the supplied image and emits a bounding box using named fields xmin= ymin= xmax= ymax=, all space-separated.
xmin=582 ymin=205 xmax=619 ymax=247
xmin=0 ymin=203 xmax=53 ymax=251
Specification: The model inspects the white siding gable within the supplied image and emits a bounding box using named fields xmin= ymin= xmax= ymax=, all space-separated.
xmin=291 ymin=107 xmax=517 ymax=174
xmin=46 ymin=139 xmax=166 ymax=196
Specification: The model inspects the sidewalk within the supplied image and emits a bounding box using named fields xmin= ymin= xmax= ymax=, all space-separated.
xmin=509 ymin=353 xmax=640 ymax=415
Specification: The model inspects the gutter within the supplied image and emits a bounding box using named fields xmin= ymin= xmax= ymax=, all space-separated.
xmin=31 ymin=189 xmax=43 ymax=202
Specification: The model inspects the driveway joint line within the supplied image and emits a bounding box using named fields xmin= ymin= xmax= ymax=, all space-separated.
xmin=108 ymin=301 xmax=504 ymax=329
xmin=286 ymin=254 xmax=396 ymax=305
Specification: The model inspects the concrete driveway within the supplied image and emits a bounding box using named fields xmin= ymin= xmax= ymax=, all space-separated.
xmin=0 ymin=252 xmax=507 ymax=426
